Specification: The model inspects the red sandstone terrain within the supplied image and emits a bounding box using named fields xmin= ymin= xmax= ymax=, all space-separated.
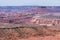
xmin=0 ymin=25 xmax=60 ymax=40
xmin=0 ymin=6 xmax=60 ymax=40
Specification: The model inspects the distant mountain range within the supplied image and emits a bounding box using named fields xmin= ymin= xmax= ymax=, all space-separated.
xmin=0 ymin=6 xmax=60 ymax=12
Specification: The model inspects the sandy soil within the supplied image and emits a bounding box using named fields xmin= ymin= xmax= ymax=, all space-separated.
xmin=0 ymin=25 xmax=60 ymax=40
xmin=19 ymin=34 xmax=60 ymax=40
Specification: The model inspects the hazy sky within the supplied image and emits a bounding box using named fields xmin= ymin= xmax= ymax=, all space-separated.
xmin=0 ymin=0 xmax=60 ymax=6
